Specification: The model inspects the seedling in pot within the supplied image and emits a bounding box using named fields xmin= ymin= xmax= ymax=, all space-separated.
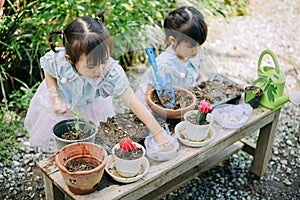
xmin=244 ymin=86 xmax=263 ymax=108
xmin=70 ymin=110 xmax=85 ymax=131
xmin=61 ymin=110 xmax=85 ymax=140
xmin=252 ymin=75 xmax=277 ymax=102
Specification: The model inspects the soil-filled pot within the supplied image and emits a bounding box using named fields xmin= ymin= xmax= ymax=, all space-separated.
xmin=53 ymin=118 xmax=97 ymax=150
xmin=183 ymin=111 xmax=212 ymax=141
xmin=145 ymin=83 xmax=196 ymax=120
xmin=112 ymin=142 xmax=145 ymax=178
xmin=244 ymin=86 xmax=263 ymax=108
xmin=55 ymin=142 xmax=107 ymax=195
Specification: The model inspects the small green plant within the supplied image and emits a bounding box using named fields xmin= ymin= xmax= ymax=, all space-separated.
xmin=70 ymin=110 xmax=84 ymax=131
xmin=252 ymin=75 xmax=277 ymax=102
xmin=244 ymin=86 xmax=263 ymax=103
xmin=245 ymin=91 xmax=255 ymax=102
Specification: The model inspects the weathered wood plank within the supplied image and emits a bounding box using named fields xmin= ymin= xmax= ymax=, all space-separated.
xmin=37 ymin=106 xmax=281 ymax=200
xmin=140 ymin=141 xmax=244 ymax=200
xmin=42 ymin=173 xmax=55 ymax=200
xmin=251 ymin=108 xmax=281 ymax=176
xmin=38 ymin=154 xmax=58 ymax=175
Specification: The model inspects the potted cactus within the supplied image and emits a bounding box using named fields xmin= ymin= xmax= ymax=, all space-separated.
xmin=112 ymin=138 xmax=146 ymax=178
xmin=183 ymin=100 xmax=212 ymax=141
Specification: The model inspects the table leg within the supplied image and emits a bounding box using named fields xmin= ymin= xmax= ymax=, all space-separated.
xmin=42 ymin=173 xmax=65 ymax=200
xmin=250 ymin=108 xmax=281 ymax=176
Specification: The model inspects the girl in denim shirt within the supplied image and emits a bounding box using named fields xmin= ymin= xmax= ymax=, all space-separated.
xmin=25 ymin=11 xmax=170 ymax=152
xmin=136 ymin=7 xmax=208 ymax=104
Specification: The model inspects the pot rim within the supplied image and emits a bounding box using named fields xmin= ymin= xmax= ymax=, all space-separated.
xmin=112 ymin=142 xmax=146 ymax=160
xmin=52 ymin=118 xmax=98 ymax=142
xmin=145 ymin=84 xmax=197 ymax=119
xmin=184 ymin=111 xmax=212 ymax=125
xmin=55 ymin=142 xmax=108 ymax=175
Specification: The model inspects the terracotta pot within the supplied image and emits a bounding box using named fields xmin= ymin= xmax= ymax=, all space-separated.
xmin=55 ymin=142 xmax=107 ymax=195
xmin=145 ymin=83 xmax=197 ymax=119
xmin=183 ymin=111 xmax=212 ymax=141
xmin=53 ymin=118 xmax=97 ymax=150
xmin=112 ymin=142 xmax=145 ymax=178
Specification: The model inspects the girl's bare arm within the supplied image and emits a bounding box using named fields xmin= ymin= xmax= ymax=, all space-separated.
xmin=121 ymin=87 xmax=166 ymax=142
xmin=44 ymin=72 xmax=70 ymax=114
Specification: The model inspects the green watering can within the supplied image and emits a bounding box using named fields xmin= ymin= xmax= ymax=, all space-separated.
xmin=253 ymin=49 xmax=289 ymax=110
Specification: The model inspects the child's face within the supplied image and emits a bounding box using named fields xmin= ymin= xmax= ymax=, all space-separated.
xmin=75 ymin=54 xmax=109 ymax=80
xmin=173 ymin=41 xmax=200 ymax=61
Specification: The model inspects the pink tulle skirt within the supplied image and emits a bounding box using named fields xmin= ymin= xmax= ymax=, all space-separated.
xmin=24 ymin=80 xmax=115 ymax=152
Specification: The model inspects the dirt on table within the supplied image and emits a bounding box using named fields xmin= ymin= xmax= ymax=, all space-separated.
xmin=189 ymin=75 xmax=244 ymax=107
xmin=96 ymin=109 xmax=166 ymax=153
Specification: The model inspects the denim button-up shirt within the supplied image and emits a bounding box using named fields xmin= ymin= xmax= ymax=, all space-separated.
xmin=40 ymin=47 xmax=129 ymax=107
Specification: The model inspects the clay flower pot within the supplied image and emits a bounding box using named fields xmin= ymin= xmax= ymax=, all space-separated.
xmin=145 ymin=83 xmax=196 ymax=120
xmin=183 ymin=111 xmax=212 ymax=141
xmin=53 ymin=118 xmax=97 ymax=150
xmin=112 ymin=139 xmax=146 ymax=178
xmin=55 ymin=142 xmax=107 ymax=195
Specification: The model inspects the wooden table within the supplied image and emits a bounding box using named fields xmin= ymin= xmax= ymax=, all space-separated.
xmin=38 ymin=106 xmax=281 ymax=200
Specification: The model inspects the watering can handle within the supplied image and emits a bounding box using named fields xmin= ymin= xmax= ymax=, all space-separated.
xmin=258 ymin=49 xmax=280 ymax=74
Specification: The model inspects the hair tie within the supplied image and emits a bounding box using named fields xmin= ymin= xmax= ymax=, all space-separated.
xmin=49 ymin=42 xmax=53 ymax=45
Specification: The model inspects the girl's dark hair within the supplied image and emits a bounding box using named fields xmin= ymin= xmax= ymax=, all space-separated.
xmin=48 ymin=11 xmax=112 ymax=67
xmin=164 ymin=6 xmax=207 ymax=47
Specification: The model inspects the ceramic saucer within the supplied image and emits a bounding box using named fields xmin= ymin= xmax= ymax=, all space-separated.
xmin=175 ymin=121 xmax=216 ymax=147
xmin=105 ymin=155 xmax=149 ymax=183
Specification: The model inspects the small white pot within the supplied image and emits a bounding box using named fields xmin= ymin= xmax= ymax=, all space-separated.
xmin=112 ymin=142 xmax=145 ymax=178
xmin=184 ymin=110 xmax=212 ymax=141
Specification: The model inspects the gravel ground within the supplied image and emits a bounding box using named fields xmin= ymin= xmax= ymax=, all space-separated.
xmin=1 ymin=0 xmax=300 ymax=199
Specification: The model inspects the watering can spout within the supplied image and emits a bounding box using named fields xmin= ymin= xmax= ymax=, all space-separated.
xmin=260 ymin=95 xmax=289 ymax=110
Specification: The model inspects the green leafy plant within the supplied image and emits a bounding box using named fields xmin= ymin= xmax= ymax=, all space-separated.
xmin=70 ymin=109 xmax=85 ymax=132
xmin=252 ymin=75 xmax=277 ymax=102
xmin=244 ymin=86 xmax=263 ymax=103
xmin=245 ymin=91 xmax=255 ymax=102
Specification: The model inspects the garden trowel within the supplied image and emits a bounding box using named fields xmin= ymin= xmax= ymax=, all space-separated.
xmin=145 ymin=46 xmax=175 ymax=108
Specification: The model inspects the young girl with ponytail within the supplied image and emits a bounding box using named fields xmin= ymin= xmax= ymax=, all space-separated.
xmin=136 ymin=7 xmax=208 ymax=103
xmin=25 ymin=11 xmax=171 ymax=152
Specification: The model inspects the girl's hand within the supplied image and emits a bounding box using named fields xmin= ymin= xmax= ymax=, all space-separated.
xmin=153 ymin=129 xmax=175 ymax=152
xmin=52 ymin=96 xmax=71 ymax=115
xmin=47 ymin=85 xmax=70 ymax=115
